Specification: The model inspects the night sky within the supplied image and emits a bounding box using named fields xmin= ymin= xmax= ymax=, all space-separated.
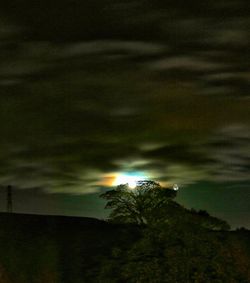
xmin=0 ymin=0 xmax=250 ymax=228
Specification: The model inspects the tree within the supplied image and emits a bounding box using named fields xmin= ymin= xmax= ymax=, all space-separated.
xmin=99 ymin=223 xmax=244 ymax=283
xmin=100 ymin=180 xmax=177 ymax=225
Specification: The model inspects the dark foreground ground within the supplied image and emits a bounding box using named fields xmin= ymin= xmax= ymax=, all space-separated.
xmin=0 ymin=212 xmax=249 ymax=283
xmin=0 ymin=212 xmax=140 ymax=283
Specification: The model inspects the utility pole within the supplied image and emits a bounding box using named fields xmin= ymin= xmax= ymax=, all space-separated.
xmin=6 ymin=185 xmax=13 ymax=213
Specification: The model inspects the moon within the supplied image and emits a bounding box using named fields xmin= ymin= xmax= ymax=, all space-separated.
xmin=113 ymin=173 xmax=147 ymax=188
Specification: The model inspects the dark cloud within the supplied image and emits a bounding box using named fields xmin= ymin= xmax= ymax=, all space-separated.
xmin=0 ymin=0 xmax=249 ymax=198
xmin=142 ymin=144 xmax=214 ymax=166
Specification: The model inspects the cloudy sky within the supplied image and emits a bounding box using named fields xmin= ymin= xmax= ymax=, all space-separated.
xmin=0 ymin=0 xmax=250 ymax=228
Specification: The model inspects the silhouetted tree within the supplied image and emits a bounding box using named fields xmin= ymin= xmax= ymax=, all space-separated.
xmin=100 ymin=180 xmax=177 ymax=225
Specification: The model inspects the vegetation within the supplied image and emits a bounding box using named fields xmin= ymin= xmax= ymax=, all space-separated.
xmin=100 ymin=180 xmax=230 ymax=230
xmin=0 ymin=182 xmax=249 ymax=282
xmin=99 ymin=180 xmax=249 ymax=282
xmin=100 ymin=180 xmax=177 ymax=225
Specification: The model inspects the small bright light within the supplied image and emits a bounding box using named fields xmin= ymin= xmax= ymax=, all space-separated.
xmin=173 ymin=184 xmax=179 ymax=191
xmin=113 ymin=173 xmax=146 ymax=188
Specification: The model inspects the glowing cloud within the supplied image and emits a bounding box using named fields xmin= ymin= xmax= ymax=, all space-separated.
xmin=112 ymin=172 xmax=147 ymax=188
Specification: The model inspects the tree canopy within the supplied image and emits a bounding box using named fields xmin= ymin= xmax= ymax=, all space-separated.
xmin=100 ymin=180 xmax=230 ymax=231
xmin=98 ymin=180 xmax=243 ymax=283
xmin=100 ymin=180 xmax=177 ymax=225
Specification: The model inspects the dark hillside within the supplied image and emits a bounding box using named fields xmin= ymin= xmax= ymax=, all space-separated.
xmin=0 ymin=212 xmax=249 ymax=282
xmin=0 ymin=213 xmax=140 ymax=283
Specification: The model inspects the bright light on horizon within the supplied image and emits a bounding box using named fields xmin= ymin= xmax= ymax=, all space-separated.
xmin=112 ymin=172 xmax=147 ymax=188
